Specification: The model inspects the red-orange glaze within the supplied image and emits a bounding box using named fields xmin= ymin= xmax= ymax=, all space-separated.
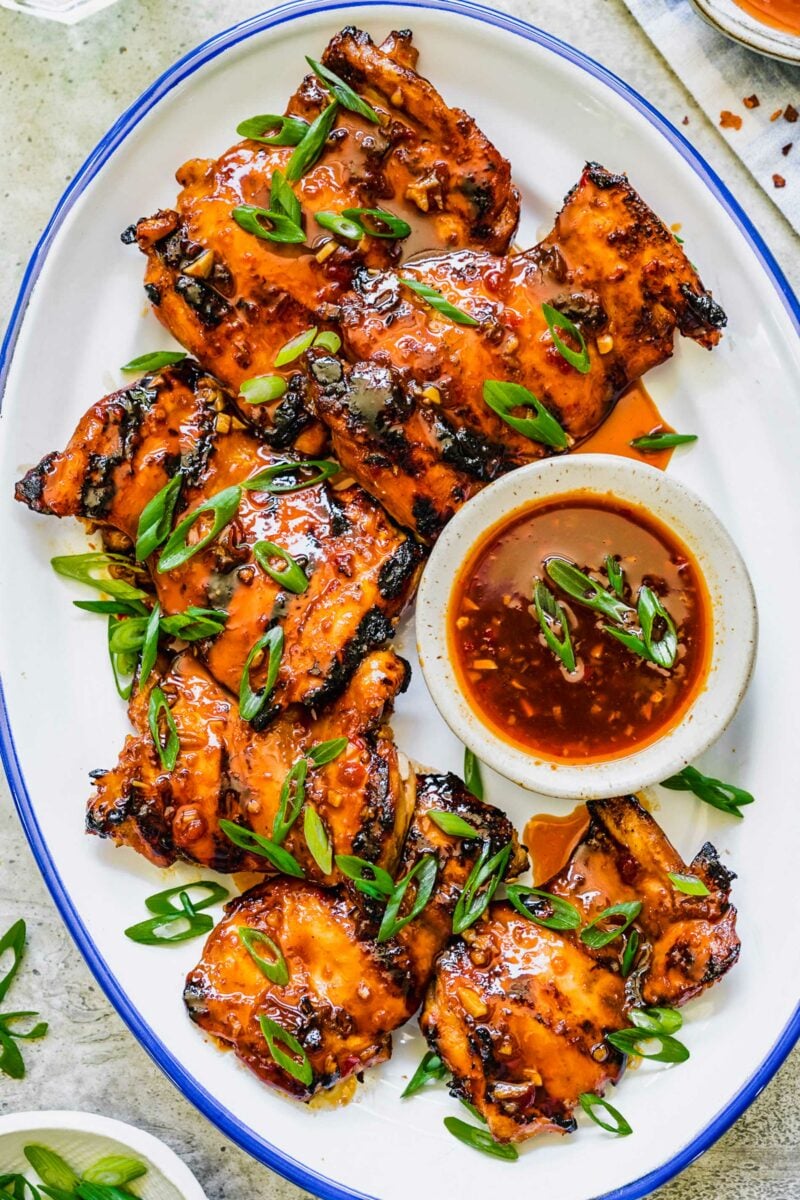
xmin=577 ymin=381 xmax=675 ymax=470
xmin=524 ymin=805 xmax=591 ymax=885
xmin=450 ymin=493 xmax=712 ymax=763
xmin=733 ymin=0 xmax=800 ymax=34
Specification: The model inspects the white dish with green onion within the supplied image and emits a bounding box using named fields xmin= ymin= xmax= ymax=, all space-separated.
xmin=0 ymin=4 xmax=799 ymax=1200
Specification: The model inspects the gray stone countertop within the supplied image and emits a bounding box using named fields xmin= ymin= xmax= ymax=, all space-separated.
xmin=0 ymin=1 xmax=797 ymax=1197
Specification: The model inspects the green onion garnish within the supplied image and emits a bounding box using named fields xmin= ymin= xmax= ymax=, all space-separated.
xmin=315 ymin=211 xmax=363 ymax=241
xmin=578 ymin=1093 xmax=632 ymax=1136
xmin=629 ymin=1006 xmax=683 ymax=1035
xmin=0 ymin=1174 xmax=41 ymax=1198
xmin=81 ymin=1156 xmax=148 ymax=1188
xmin=138 ymin=602 xmax=161 ymax=687
xmin=135 ymin=473 xmax=182 ymax=561
xmin=159 ymin=606 xmax=228 ymax=641
xmin=505 ymin=885 xmax=581 ymax=931
xmin=342 ymin=207 xmax=411 ymax=239
xmin=307 ymin=737 xmax=348 ymax=766
xmin=605 ymin=554 xmax=625 ymax=599
xmin=22 ymin=1146 xmax=78 ymax=1191
xmin=125 ymin=891 xmax=213 ymax=945
xmin=240 ymin=375 xmax=288 ymax=405
xmin=443 ymin=1116 xmax=518 ymax=1161
xmin=660 ymin=765 xmax=754 ymax=818
xmin=620 ymin=929 xmax=639 ymax=977
xmin=580 ymin=901 xmax=642 ymax=949
xmin=313 ymin=330 xmax=342 ymax=354
xmin=285 ymin=100 xmax=338 ymax=182
xmin=51 ymin=552 xmax=147 ymax=602
xmin=668 ymin=871 xmax=710 ymax=896
xmin=275 ymin=326 xmax=318 ymax=367
xmin=239 ymin=626 xmax=284 ymax=723
xmin=147 ymin=685 xmax=180 ymax=771
xmin=305 ymin=57 xmax=379 ymax=124
xmin=144 ymin=881 xmax=229 ymax=916
xmin=542 ymin=302 xmax=590 ymax=374
xmin=334 ymin=855 xmax=394 ymax=899
xmin=74 ymin=598 xmax=148 ymax=616
xmin=107 ymin=617 xmax=136 ymax=701
xmin=378 ymin=855 xmax=438 ymax=943
xmin=258 ymin=1014 xmax=313 ymax=1085
xmin=428 ymin=810 xmax=479 ymax=838
xmin=253 ymin=541 xmax=309 ymax=594
xmin=237 ymin=927 xmax=290 ymax=985
xmin=219 ymin=818 xmax=305 ymax=878
xmin=636 ymin=585 xmax=678 ymax=669
xmin=606 ymin=1027 xmax=690 ymax=1063
xmin=533 ymin=580 xmax=576 ymax=673
xmin=232 ymin=204 xmax=305 ymax=244
xmin=452 ymin=843 xmax=511 ymax=934
xmin=630 ymin=432 xmax=698 ymax=452
xmin=303 ymin=805 xmax=333 ymax=875
xmin=236 ymin=113 xmax=309 ymax=145
xmin=157 ymin=485 xmax=242 ymax=573
xmin=272 ymin=759 xmax=308 ymax=844
xmin=401 ymin=1050 xmax=448 ymax=1098
xmin=546 ymin=557 xmax=631 ymax=625
xmin=242 ymin=459 xmax=339 ymax=494
xmin=120 ymin=351 xmax=186 ymax=373
xmin=400 ymin=277 xmax=479 ymax=326
xmin=483 ymin=380 xmax=568 ymax=448
xmin=463 ymin=747 xmax=484 ymax=800
xmin=270 ymin=169 xmax=302 ymax=227
xmin=0 ymin=920 xmax=26 ymax=1006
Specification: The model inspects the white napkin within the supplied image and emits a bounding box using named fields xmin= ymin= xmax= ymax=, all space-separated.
xmin=621 ymin=0 xmax=800 ymax=231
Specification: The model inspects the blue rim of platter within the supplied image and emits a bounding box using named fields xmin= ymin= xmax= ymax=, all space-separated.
xmin=1 ymin=1 xmax=798 ymax=1196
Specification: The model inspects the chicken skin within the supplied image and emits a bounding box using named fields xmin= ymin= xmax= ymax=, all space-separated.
xmin=15 ymin=361 xmax=421 ymax=721
xmin=183 ymin=773 xmax=526 ymax=1100
xmin=132 ymin=27 xmax=519 ymax=443
xmin=420 ymin=796 xmax=739 ymax=1143
xmin=309 ymin=163 xmax=727 ymax=539
xmin=87 ymin=648 xmax=412 ymax=879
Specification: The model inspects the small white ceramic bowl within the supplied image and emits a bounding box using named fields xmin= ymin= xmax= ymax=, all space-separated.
xmin=416 ymin=455 xmax=757 ymax=800
xmin=689 ymin=0 xmax=800 ymax=65
xmin=0 ymin=1111 xmax=206 ymax=1200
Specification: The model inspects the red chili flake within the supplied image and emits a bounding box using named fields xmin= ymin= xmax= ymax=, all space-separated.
xmin=743 ymin=94 xmax=760 ymax=109
xmin=771 ymin=108 xmax=783 ymax=121
xmin=783 ymin=143 xmax=793 ymax=156
xmin=682 ymin=115 xmax=690 ymax=126
xmin=785 ymin=104 xmax=799 ymax=123
xmin=720 ymin=110 xmax=743 ymax=131
xmin=773 ymin=174 xmax=787 ymax=188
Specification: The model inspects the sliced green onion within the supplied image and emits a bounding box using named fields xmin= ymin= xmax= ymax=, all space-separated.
xmin=242 ymin=459 xmax=339 ymax=494
xmin=668 ymin=871 xmax=710 ymax=896
xmin=578 ymin=1093 xmax=632 ymax=1135
xmin=107 ymin=617 xmax=136 ymax=701
xmin=147 ymin=686 xmax=180 ymax=771
xmin=236 ymin=113 xmax=309 ymax=145
xmin=505 ymin=885 xmax=581 ymax=931
xmin=22 ymin=1147 xmax=78 ymax=1192
xmin=443 ymin=1116 xmax=518 ymax=1161
xmin=607 ymin=1027 xmax=690 ymax=1063
xmin=81 ymin=1157 xmax=147 ymax=1188
xmin=342 ymin=207 xmax=411 ymax=238
xmin=533 ymin=580 xmax=576 ymax=673
xmin=428 ymin=810 xmax=479 ymax=838
xmin=240 ymin=375 xmax=288 ymax=405
xmin=74 ymin=598 xmax=148 ymax=616
xmin=661 ymin=765 xmax=754 ymax=818
xmin=463 ymin=747 xmax=483 ymax=800
xmin=605 ymin=554 xmax=625 ymax=599
xmin=334 ymin=855 xmax=394 ymax=899
xmin=159 ymin=606 xmax=228 ymax=641
xmin=232 ymin=204 xmax=305 ymax=244
xmin=107 ymin=616 xmax=147 ymax=656
xmin=0 ymin=1173 xmax=42 ymax=1199
xmin=315 ymin=211 xmax=363 ymax=241
xmin=253 ymin=541 xmax=309 ymax=593
xmin=0 ymin=1029 xmax=25 ymax=1079
xmin=0 ymin=1013 xmax=48 ymax=1041
xmin=239 ymin=626 xmax=284 ymax=722
xmin=401 ymin=1049 xmax=447 ymax=1098
xmin=580 ymin=901 xmax=642 ymax=950
xmin=542 ymin=302 xmax=590 ymax=374
xmin=637 ymin=585 xmax=678 ymax=669
xmin=303 ymin=805 xmax=333 ymax=874
xmin=238 ymin=927 xmax=290 ymax=985
xmin=483 ymin=380 xmax=568 ymax=449
xmin=144 ymin=881 xmax=228 ymax=916
xmin=630 ymin=432 xmax=698 ymax=452
xmin=135 ymin=474 xmax=182 ymax=561
xmin=546 ymin=557 xmax=631 ymax=625
xmin=0 ymin=921 xmax=26 ymax=1005
xmin=138 ymin=601 xmax=161 ymax=687
xmin=51 ymin=552 xmax=147 ymax=602
xmin=125 ymin=892 xmax=213 ymax=945
xmin=305 ymin=57 xmax=379 ymax=124
xmin=259 ymin=1014 xmax=313 ymax=1085
xmin=275 ymin=326 xmax=318 ymax=366
xmin=270 ymin=169 xmax=302 ymax=227
xmin=120 ymin=351 xmax=186 ymax=373
xmin=219 ymin=818 xmax=305 ymax=878
xmin=75 ymin=1184 xmax=134 ymax=1200
xmin=620 ymin=929 xmax=639 ymax=977
xmin=400 ymin=277 xmax=479 ymax=326
xmin=378 ymin=855 xmax=438 ymax=942
xmin=157 ymin=485 xmax=242 ymax=573
xmin=452 ymin=843 xmax=511 ymax=934
xmin=307 ymin=737 xmax=348 ymax=766
xmin=313 ymin=330 xmax=342 ymax=353
xmin=629 ymin=1006 xmax=683 ymax=1035
xmin=285 ymin=100 xmax=339 ymax=183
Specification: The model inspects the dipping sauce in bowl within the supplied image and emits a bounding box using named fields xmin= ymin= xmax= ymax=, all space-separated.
xmin=449 ymin=492 xmax=712 ymax=764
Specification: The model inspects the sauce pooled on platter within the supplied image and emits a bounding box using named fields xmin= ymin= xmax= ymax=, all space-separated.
xmin=450 ymin=493 xmax=711 ymax=762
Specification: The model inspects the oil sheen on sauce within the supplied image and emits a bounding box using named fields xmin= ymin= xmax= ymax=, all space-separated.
xmin=524 ymin=805 xmax=591 ymax=885
xmin=450 ymin=494 xmax=712 ymax=763
xmin=732 ymin=0 xmax=800 ymax=34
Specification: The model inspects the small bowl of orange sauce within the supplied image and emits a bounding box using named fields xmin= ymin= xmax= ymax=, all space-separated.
xmin=416 ymin=455 xmax=757 ymax=799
